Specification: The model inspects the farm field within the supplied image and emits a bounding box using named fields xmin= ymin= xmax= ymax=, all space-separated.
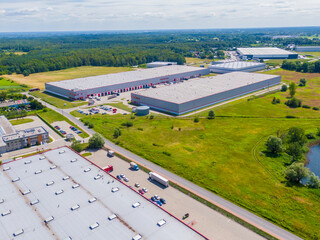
xmin=73 ymin=69 xmax=320 ymax=239
xmin=265 ymin=58 xmax=308 ymax=67
xmin=0 ymin=77 xmax=26 ymax=92
xmin=3 ymin=66 xmax=132 ymax=89
xmin=30 ymin=91 xmax=87 ymax=109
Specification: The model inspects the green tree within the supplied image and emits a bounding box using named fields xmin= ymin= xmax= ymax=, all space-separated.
xmin=266 ymin=136 xmax=283 ymax=154
xmin=281 ymin=84 xmax=287 ymax=92
xmin=71 ymin=141 xmax=83 ymax=153
xmin=0 ymin=91 xmax=6 ymax=101
xmin=288 ymin=82 xmax=296 ymax=98
xmin=113 ymin=128 xmax=121 ymax=138
xmin=208 ymin=110 xmax=215 ymax=119
xmin=307 ymin=173 xmax=320 ymax=189
xmin=287 ymin=127 xmax=307 ymax=146
xmin=299 ymin=78 xmax=307 ymax=87
xmin=88 ymin=133 xmax=104 ymax=149
xmin=286 ymin=142 xmax=303 ymax=161
xmin=194 ymin=116 xmax=199 ymax=123
xmin=285 ymin=162 xmax=310 ymax=184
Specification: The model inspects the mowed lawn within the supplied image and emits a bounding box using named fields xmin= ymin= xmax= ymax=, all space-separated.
xmin=3 ymin=66 xmax=133 ymax=89
xmin=0 ymin=77 xmax=26 ymax=91
xmin=80 ymin=114 xmax=320 ymax=239
xmin=30 ymin=91 xmax=87 ymax=109
xmin=9 ymin=118 xmax=34 ymax=125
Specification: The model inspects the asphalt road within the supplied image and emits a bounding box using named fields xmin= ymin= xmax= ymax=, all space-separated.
xmin=31 ymin=93 xmax=302 ymax=240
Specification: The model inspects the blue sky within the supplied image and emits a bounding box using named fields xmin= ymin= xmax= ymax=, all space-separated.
xmin=0 ymin=0 xmax=319 ymax=32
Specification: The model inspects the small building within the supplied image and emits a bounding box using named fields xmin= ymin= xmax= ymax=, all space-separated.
xmin=295 ymin=46 xmax=320 ymax=52
xmin=136 ymin=106 xmax=150 ymax=116
xmin=208 ymin=61 xmax=266 ymax=74
xmin=0 ymin=116 xmax=49 ymax=154
xmin=147 ymin=61 xmax=177 ymax=68
xmin=131 ymin=72 xmax=281 ymax=115
xmin=237 ymin=47 xmax=298 ymax=60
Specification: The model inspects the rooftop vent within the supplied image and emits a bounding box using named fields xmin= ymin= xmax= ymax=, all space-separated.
xmin=13 ymin=229 xmax=24 ymax=237
xmin=72 ymin=184 xmax=80 ymax=189
xmin=84 ymin=168 xmax=91 ymax=173
xmin=39 ymin=156 xmax=46 ymax=160
xmin=157 ymin=219 xmax=167 ymax=227
xmin=3 ymin=167 xmax=11 ymax=171
xmin=34 ymin=170 xmax=42 ymax=174
xmin=12 ymin=177 xmax=20 ymax=182
xmin=108 ymin=214 xmax=117 ymax=221
xmin=132 ymin=234 xmax=142 ymax=240
xmin=94 ymin=174 xmax=102 ymax=180
xmin=71 ymin=204 xmax=80 ymax=211
xmin=63 ymin=237 xmax=72 ymax=240
xmin=22 ymin=190 xmax=31 ymax=195
xmin=50 ymin=165 xmax=57 ymax=170
xmin=44 ymin=216 xmax=54 ymax=223
xmin=62 ymin=176 xmax=70 ymax=181
xmin=89 ymin=222 xmax=99 ymax=230
xmin=70 ymin=158 xmax=77 ymax=163
xmin=59 ymin=150 xmax=65 ymax=154
xmin=46 ymin=181 xmax=54 ymax=186
xmin=132 ymin=202 xmax=141 ymax=208
xmin=55 ymin=190 xmax=64 ymax=195
xmin=30 ymin=199 xmax=39 ymax=205
xmin=1 ymin=210 xmax=11 ymax=216
xmin=24 ymin=160 xmax=32 ymax=164
xmin=0 ymin=199 xmax=4 ymax=204
xmin=111 ymin=187 xmax=119 ymax=193
xmin=88 ymin=197 xmax=97 ymax=203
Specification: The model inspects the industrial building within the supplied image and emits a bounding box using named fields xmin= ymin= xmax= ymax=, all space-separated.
xmin=207 ymin=61 xmax=266 ymax=74
xmin=45 ymin=66 xmax=209 ymax=100
xmin=0 ymin=116 xmax=49 ymax=154
xmin=131 ymin=72 xmax=281 ymax=115
xmin=237 ymin=47 xmax=298 ymax=60
xmin=295 ymin=46 xmax=320 ymax=52
xmin=147 ymin=62 xmax=177 ymax=68
xmin=0 ymin=147 xmax=207 ymax=240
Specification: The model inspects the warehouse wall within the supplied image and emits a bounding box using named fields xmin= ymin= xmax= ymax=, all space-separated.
xmin=208 ymin=64 xmax=266 ymax=74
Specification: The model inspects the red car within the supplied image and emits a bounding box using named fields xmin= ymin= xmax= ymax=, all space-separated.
xmin=138 ymin=189 xmax=145 ymax=195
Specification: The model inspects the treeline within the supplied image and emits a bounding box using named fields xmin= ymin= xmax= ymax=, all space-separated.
xmin=282 ymin=60 xmax=320 ymax=73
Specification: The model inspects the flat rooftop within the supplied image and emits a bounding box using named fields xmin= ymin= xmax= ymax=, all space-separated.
xmin=2 ymin=126 xmax=47 ymax=142
xmin=208 ymin=61 xmax=265 ymax=70
xmin=237 ymin=47 xmax=295 ymax=56
xmin=133 ymin=72 xmax=280 ymax=104
xmin=0 ymin=115 xmax=16 ymax=136
xmin=0 ymin=147 xmax=206 ymax=240
xmin=46 ymin=65 xmax=205 ymax=91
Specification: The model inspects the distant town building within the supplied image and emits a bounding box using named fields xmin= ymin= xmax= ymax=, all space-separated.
xmin=0 ymin=99 xmax=29 ymax=108
xmin=0 ymin=116 xmax=49 ymax=154
xmin=295 ymin=46 xmax=320 ymax=52
xmin=147 ymin=61 xmax=177 ymax=68
xmin=237 ymin=47 xmax=298 ymax=60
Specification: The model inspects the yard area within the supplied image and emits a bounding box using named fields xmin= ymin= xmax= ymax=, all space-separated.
xmin=30 ymin=91 xmax=87 ymax=109
xmin=3 ymin=66 xmax=133 ymax=89
xmin=9 ymin=118 xmax=34 ymax=125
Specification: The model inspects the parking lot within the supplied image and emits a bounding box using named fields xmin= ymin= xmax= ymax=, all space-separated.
xmin=86 ymin=149 xmax=264 ymax=240
xmin=76 ymin=104 xmax=129 ymax=116
xmin=52 ymin=120 xmax=84 ymax=141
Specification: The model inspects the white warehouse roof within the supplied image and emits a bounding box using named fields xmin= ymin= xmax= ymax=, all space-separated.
xmin=237 ymin=47 xmax=295 ymax=56
xmin=134 ymin=72 xmax=280 ymax=104
xmin=0 ymin=147 xmax=207 ymax=240
xmin=46 ymin=65 xmax=204 ymax=91
xmin=208 ymin=61 xmax=266 ymax=71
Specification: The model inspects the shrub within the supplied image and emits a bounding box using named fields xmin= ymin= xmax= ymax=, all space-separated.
xmin=266 ymin=136 xmax=283 ymax=154
xmin=149 ymin=115 xmax=154 ymax=119
xmin=312 ymin=107 xmax=319 ymax=110
xmin=285 ymin=162 xmax=310 ymax=184
xmin=137 ymin=128 xmax=143 ymax=131
xmin=194 ymin=117 xmax=199 ymax=123
xmin=272 ymin=97 xmax=281 ymax=104
xmin=122 ymin=121 xmax=133 ymax=127
xmin=307 ymin=173 xmax=320 ymax=189
xmin=208 ymin=110 xmax=215 ymax=119
xmin=113 ymin=128 xmax=121 ymax=138
xmin=289 ymin=82 xmax=296 ymax=97
xmin=285 ymin=97 xmax=302 ymax=108
xmin=306 ymin=133 xmax=316 ymax=139
xmin=286 ymin=115 xmax=296 ymax=118
xmin=281 ymin=84 xmax=287 ymax=92
xmin=302 ymin=105 xmax=311 ymax=109
xmin=88 ymin=133 xmax=104 ymax=149
xmin=162 ymin=151 xmax=171 ymax=156
xmin=299 ymin=78 xmax=307 ymax=87
xmin=88 ymin=123 xmax=94 ymax=128
xmin=71 ymin=141 xmax=83 ymax=153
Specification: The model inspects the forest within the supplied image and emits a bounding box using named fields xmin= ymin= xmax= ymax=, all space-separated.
xmin=0 ymin=27 xmax=320 ymax=76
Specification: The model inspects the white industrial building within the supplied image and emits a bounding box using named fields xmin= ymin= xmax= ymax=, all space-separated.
xmin=147 ymin=62 xmax=177 ymax=68
xmin=0 ymin=147 xmax=207 ymax=240
xmin=207 ymin=62 xmax=266 ymax=74
xmin=131 ymin=72 xmax=281 ymax=115
xmin=45 ymin=66 xmax=209 ymax=100
xmin=237 ymin=47 xmax=298 ymax=60
xmin=295 ymin=46 xmax=320 ymax=52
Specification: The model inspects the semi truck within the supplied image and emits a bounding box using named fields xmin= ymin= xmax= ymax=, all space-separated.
xmin=103 ymin=165 xmax=113 ymax=173
xmin=149 ymin=172 xmax=169 ymax=187
xmin=130 ymin=162 xmax=139 ymax=171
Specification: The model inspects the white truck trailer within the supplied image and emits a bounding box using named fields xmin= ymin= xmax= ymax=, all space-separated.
xmin=149 ymin=172 xmax=169 ymax=187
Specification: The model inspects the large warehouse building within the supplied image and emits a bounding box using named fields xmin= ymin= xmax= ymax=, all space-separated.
xmin=207 ymin=61 xmax=266 ymax=74
xmin=45 ymin=66 xmax=209 ymax=100
xmin=237 ymin=47 xmax=298 ymax=60
xmin=147 ymin=61 xmax=177 ymax=68
xmin=131 ymin=72 xmax=281 ymax=115
xmin=295 ymin=46 xmax=320 ymax=52
xmin=0 ymin=147 xmax=207 ymax=240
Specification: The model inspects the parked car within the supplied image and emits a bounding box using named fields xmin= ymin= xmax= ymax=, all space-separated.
xmin=55 ymin=126 xmax=60 ymax=130
xmin=151 ymin=197 xmax=156 ymax=202
xmin=134 ymin=183 xmax=140 ymax=188
xmin=156 ymin=200 xmax=162 ymax=206
xmin=160 ymin=198 xmax=166 ymax=204
xmin=123 ymin=177 xmax=129 ymax=182
xmin=154 ymin=195 xmax=160 ymax=200
xmin=116 ymin=175 xmax=121 ymax=180
xmin=138 ymin=189 xmax=145 ymax=194
xmin=120 ymin=174 xmax=125 ymax=178
xmin=142 ymin=187 xmax=148 ymax=193
xmin=76 ymin=130 xmax=82 ymax=134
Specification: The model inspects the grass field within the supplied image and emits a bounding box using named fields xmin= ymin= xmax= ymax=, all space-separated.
xmin=297 ymin=52 xmax=320 ymax=58
xmin=0 ymin=77 xmax=26 ymax=91
xmin=185 ymin=57 xmax=214 ymax=67
xmin=265 ymin=59 xmax=308 ymax=67
xmin=72 ymin=69 xmax=320 ymax=239
xmin=9 ymin=118 xmax=34 ymax=125
xmin=30 ymin=91 xmax=87 ymax=109
xmin=81 ymin=152 xmax=92 ymax=157
xmin=107 ymin=102 xmax=133 ymax=112
xmin=37 ymin=109 xmax=89 ymax=138
xmin=3 ymin=66 xmax=133 ymax=89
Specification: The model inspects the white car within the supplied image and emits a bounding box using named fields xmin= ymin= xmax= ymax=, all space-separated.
xmin=123 ymin=177 xmax=129 ymax=182
xmin=120 ymin=174 xmax=125 ymax=178
xmin=154 ymin=195 xmax=160 ymax=200
xmin=142 ymin=187 xmax=148 ymax=193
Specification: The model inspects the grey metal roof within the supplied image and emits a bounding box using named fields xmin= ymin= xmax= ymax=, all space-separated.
xmin=237 ymin=47 xmax=295 ymax=56
xmin=208 ymin=61 xmax=266 ymax=70
xmin=133 ymin=72 xmax=280 ymax=104
xmin=46 ymin=65 xmax=204 ymax=91
xmin=0 ymin=115 xmax=16 ymax=136
xmin=0 ymin=147 xmax=206 ymax=240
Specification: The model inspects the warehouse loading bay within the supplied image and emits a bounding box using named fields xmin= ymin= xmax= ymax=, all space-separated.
xmin=85 ymin=149 xmax=264 ymax=240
